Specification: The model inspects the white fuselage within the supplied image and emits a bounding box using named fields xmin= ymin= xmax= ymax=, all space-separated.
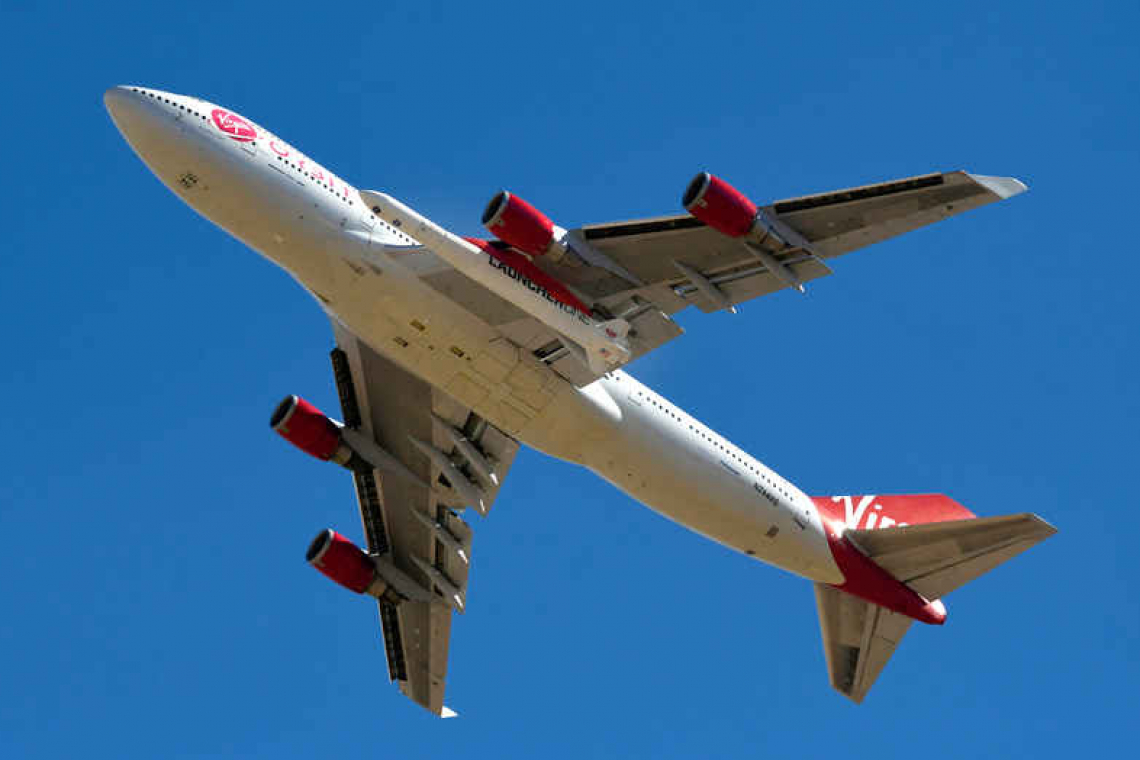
xmin=106 ymin=86 xmax=844 ymax=585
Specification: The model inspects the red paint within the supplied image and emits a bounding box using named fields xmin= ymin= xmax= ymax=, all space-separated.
xmin=481 ymin=191 xmax=556 ymax=256
xmin=269 ymin=139 xmax=289 ymax=156
xmin=270 ymin=395 xmax=341 ymax=460
xmin=814 ymin=494 xmax=975 ymax=531
xmin=210 ymin=108 xmax=257 ymax=142
xmin=811 ymin=494 xmax=976 ymax=625
xmin=464 ymin=237 xmax=592 ymax=315
xmin=819 ymin=519 xmax=947 ymax=625
xmin=682 ymin=172 xmax=758 ymax=238
xmin=306 ymin=529 xmax=375 ymax=593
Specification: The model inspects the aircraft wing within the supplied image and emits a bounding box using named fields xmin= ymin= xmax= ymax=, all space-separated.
xmin=328 ymin=320 xmax=520 ymax=716
xmin=555 ymin=170 xmax=1025 ymax=311
xmin=814 ymin=583 xmax=914 ymax=704
xmin=428 ymin=170 xmax=1025 ymax=386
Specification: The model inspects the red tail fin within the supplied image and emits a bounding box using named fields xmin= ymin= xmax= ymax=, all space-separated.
xmin=812 ymin=494 xmax=975 ymax=532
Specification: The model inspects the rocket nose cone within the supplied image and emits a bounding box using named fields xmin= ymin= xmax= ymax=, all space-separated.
xmin=922 ymin=598 xmax=947 ymax=625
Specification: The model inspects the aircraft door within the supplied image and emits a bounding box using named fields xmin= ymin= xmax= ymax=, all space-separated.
xmin=360 ymin=206 xmax=378 ymax=243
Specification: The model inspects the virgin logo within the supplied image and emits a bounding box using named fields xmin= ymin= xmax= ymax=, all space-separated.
xmin=831 ymin=495 xmax=907 ymax=530
xmin=210 ymin=109 xmax=257 ymax=142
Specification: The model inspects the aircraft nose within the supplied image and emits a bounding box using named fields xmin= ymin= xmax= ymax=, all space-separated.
xmin=103 ymin=85 xmax=140 ymax=121
xmin=103 ymin=84 xmax=130 ymax=106
xmin=104 ymin=85 xmax=153 ymax=141
xmin=104 ymin=85 xmax=180 ymax=163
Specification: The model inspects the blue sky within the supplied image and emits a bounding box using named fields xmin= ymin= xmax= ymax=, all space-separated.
xmin=1 ymin=1 xmax=1136 ymax=757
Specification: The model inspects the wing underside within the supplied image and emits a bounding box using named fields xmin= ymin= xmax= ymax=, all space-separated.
xmin=413 ymin=170 xmax=1025 ymax=387
xmin=328 ymin=320 xmax=520 ymax=715
xmin=563 ymin=170 xmax=1024 ymax=314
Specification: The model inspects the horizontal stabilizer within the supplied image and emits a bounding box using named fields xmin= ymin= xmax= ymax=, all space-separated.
xmin=845 ymin=513 xmax=1057 ymax=602
xmin=814 ymin=583 xmax=913 ymax=703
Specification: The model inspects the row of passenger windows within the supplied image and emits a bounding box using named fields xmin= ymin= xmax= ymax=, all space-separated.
xmin=271 ymin=153 xmax=354 ymax=206
xmin=633 ymin=388 xmax=794 ymax=501
xmin=130 ymin=89 xmax=362 ymax=213
xmin=133 ymin=87 xmax=211 ymax=125
xmin=130 ymin=90 xmax=434 ymax=251
xmin=377 ymin=219 xmax=415 ymax=244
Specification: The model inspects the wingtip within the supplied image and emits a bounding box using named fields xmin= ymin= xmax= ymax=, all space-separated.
xmin=440 ymin=706 xmax=459 ymax=718
xmin=1029 ymin=513 xmax=1059 ymax=537
xmin=836 ymin=685 xmax=867 ymax=704
xmin=967 ymin=173 xmax=1029 ymax=199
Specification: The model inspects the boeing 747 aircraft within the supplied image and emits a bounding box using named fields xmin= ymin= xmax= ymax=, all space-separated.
xmin=105 ymin=85 xmax=1056 ymax=716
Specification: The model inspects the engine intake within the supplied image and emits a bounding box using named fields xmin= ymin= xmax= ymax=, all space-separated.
xmin=271 ymin=395 xmax=341 ymax=459
xmin=271 ymin=395 xmax=368 ymax=470
xmin=481 ymin=191 xmax=557 ymax=256
xmin=682 ymin=172 xmax=759 ymax=238
xmin=306 ymin=529 xmax=383 ymax=595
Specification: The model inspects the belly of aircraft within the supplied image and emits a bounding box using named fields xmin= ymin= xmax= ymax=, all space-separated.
xmin=577 ymin=393 xmax=842 ymax=583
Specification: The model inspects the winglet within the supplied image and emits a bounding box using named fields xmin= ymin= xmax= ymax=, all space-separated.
xmin=967 ymin=174 xmax=1028 ymax=200
xmin=441 ymin=706 xmax=459 ymax=719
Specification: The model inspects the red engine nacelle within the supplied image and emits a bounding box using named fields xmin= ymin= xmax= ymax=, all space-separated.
xmin=306 ymin=529 xmax=378 ymax=594
xmin=271 ymin=395 xmax=344 ymax=460
xmin=682 ymin=172 xmax=759 ymax=238
xmin=481 ymin=191 xmax=556 ymax=256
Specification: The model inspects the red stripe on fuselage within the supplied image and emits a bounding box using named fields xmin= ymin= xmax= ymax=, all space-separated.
xmin=812 ymin=496 xmax=951 ymax=625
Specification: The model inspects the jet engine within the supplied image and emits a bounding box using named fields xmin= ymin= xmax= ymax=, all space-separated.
xmin=481 ymin=191 xmax=558 ymax=256
xmin=270 ymin=395 xmax=368 ymax=471
xmin=682 ymin=172 xmax=759 ymax=238
xmin=306 ymin=528 xmax=386 ymax=595
xmin=682 ymin=171 xmax=809 ymax=291
xmin=306 ymin=528 xmax=436 ymax=604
